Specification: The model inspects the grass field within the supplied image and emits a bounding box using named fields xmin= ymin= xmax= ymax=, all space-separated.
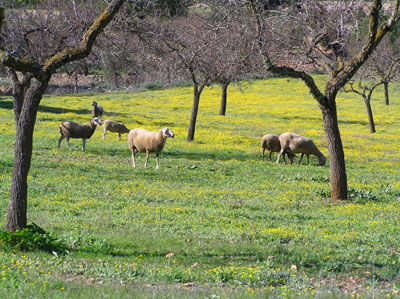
xmin=0 ymin=76 xmax=399 ymax=298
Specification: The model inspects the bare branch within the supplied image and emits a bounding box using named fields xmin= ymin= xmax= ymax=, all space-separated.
xmin=43 ymin=0 xmax=126 ymax=73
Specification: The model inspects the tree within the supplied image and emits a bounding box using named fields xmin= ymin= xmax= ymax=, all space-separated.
xmin=0 ymin=0 xmax=126 ymax=233
xmin=245 ymin=0 xmax=400 ymax=200
xmin=344 ymin=53 xmax=399 ymax=133
xmin=134 ymin=8 xmax=221 ymax=141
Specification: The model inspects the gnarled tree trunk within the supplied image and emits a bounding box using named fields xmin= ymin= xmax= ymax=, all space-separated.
xmin=320 ymin=100 xmax=348 ymax=200
xmin=7 ymin=79 xmax=49 ymax=232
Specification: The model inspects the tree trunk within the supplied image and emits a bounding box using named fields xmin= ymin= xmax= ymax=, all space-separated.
xmin=74 ymin=71 xmax=78 ymax=94
xmin=364 ymin=96 xmax=376 ymax=133
xmin=6 ymin=79 xmax=49 ymax=233
xmin=219 ymin=82 xmax=229 ymax=116
xmin=187 ymin=87 xmax=200 ymax=142
xmin=321 ymin=101 xmax=348 ymax=200
xmin=114 ymin=71 xmax=119 ymax=89
xmin=384 ymin=81 xmax=389 ymax=105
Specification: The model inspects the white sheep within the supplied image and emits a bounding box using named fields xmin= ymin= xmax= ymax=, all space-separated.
xmin=276 ymin=132 xmax=326 ymax=166
xmin=128 ymin=127 xmax=174 ymax=169
xmin=102 ymin=119 xmax=130 ymax=141
xmin=92 ymin=101 xmax=104 ymax=118
xmin=58 ymin=117 xmax=102 ymax=152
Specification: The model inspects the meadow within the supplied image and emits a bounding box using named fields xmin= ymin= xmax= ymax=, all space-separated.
xmin=0 ymin=76 xmax=399 ymax=298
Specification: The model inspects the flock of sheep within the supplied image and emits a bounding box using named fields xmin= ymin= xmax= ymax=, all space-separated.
xmin=261 ymin=133 xmax=326 ymax=166
xmin=57 ymin=101 xmax=175 ymax=169
xmin=57 ymin=101 xmax=326 ymax=168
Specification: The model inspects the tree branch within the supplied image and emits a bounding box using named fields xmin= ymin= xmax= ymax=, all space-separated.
xmin=331 ymin=0 xmax=400 ymax=93
xmin=43 ymin=0 xmax=126 ymax=73
xmin=247 ymin=0 xmax=326 ymax=105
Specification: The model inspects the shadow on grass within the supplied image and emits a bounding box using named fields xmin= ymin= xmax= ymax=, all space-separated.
xmin=78 ymin=243 xmax=277 ymax=263
xmin=0 ymin=99 xmax=91 ymax=115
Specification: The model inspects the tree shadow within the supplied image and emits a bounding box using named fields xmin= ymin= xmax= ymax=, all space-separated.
xmin=37 ymin=106 xmax=91 ymax=115
xmin=0 ymin=99 xmax=13 ymax=110
xmin=0 ymin=99 xmax=91 ymax=115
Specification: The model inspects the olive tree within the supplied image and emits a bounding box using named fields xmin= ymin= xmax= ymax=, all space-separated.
xmin=244 ymin=0 xmax=400 ymax=200
xmin=0 ymin=0 xmax=126 ymax=233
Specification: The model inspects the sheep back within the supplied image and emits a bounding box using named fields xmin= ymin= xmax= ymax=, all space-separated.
xmin=59 ymin=121 xmax=96 ymax=139
xmin=280 ymin=133 xmax=319 ymax=155
xmin=129 ymin=129 xmax=166 ymax=153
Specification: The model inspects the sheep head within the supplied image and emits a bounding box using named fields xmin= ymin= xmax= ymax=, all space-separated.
xmin=319 ymin=155 xmax=327 ymax=166
xmin=162 ymin=128 xmax=174 ymax=138
xmin=92 ymin=101 xmax=97 ymax=107
xmin=92 ymin=117 xmax=102 ymax=126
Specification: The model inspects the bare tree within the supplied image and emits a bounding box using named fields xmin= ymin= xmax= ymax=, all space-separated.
xmin=245 ymin=0 xmax=400 ymax=200
xmin=0 ymin=0 xmax=126 ymax=233
xmin=344 ymin=54 xmax=399 ymax=133
xmin=134 ymin=9 xmax=223 ymax=141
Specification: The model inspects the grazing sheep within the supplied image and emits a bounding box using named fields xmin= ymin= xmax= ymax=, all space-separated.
xmin=261 ymin=134 xmax=295 ymax=162
xmin=58 ymin=117 xmax=102 ymax=152
xmin=261 ymin=134 xmax=281 ymax=160
xmin=128 ymin=127 xmax=174 ymax=169
xmin=102 ymin=119 xmax=130 ymax=141
xmin=276 ymin=132 xmax=326 ymax=166
xmin=92 ymin=101 xmax=104 ymax=118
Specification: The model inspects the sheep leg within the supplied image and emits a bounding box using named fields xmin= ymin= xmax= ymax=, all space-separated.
xmin=102 ymin=129 xmax=106 ymax=141
xmin=268 ymin=151 xmax=272 ymax=161
xmin=118 ymin=133 xmax=121 ymax=141
xmin=131 ymin=149 xmax=137 ymax=168
xmin=288 ymin=153 xmax=294 ymax=164
xmin=298 ymin=153 xmax=304 ymax=165
xmin=276 ymin=149 xmax=284 ymax=164
xmin=58 ymin=135 xmax=65 ymax=149
xmin=144 ymin=150 xmax=149 ymax=167
xmin=156 ymin=153 xmax=160 ymax=169
xmin=65 ymin=138 xmax=72 ymax=150
xmin=262 ymin=148 xmax=265 ymax=160
xmin=82 ymin=138 xmax=86 ymax=152
xmin=306 ymin=154 xmax=310 ymax=165
xmin=283 ymin=152 xmax=289 ymax=164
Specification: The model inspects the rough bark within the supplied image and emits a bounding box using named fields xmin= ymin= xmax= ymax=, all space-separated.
xmin=219 ymin=82 xmax=229 ymax=116
xmin=7 ymin=79 xmax=49 ymax=232
xmin=321 ymin=102 xmax=348 ymax=201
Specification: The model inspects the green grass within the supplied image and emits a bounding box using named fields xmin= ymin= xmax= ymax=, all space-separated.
xmin=0 ymin=76 xmax=399 ymax=298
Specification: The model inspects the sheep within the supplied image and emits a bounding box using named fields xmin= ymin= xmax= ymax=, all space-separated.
xmin=261 ymin=133 xmax=295 ymax=162
xmin=58 ymin=117 xmax=102 ymax=152
xmin=128 ymin=127 xmax=174 ymax=169
xmin=276 ymin=132 xmax=326 ymax=166
xmin=102 ymin=119 xmax=130 ymax=141
xmin=92 ymin=101 xmax=104 ymax=118
xmin=261 ymin=134 xmax=281 ymax=160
